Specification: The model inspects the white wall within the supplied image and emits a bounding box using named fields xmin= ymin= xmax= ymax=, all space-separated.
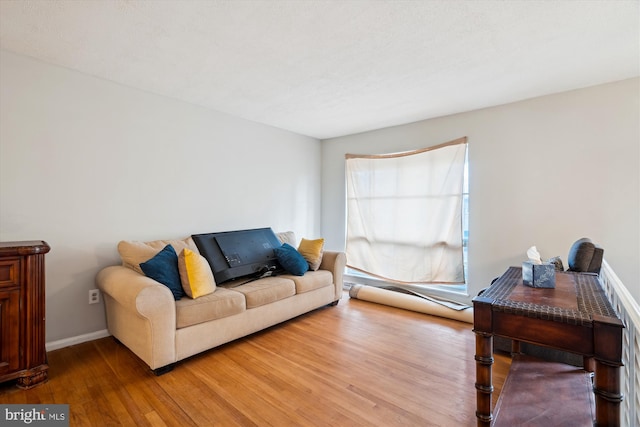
xmin=2 ymin=49 xmax=637 ymax=345
xmin=0 ymin=50 xmax=322 ymax=343
xmin=322 ymin=78 xmax=639 ymax=305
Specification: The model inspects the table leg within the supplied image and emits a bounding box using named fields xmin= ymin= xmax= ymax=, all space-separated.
xmin=593 ymin=359 xmax=622 ymax=427
xmin=510 ymin=339 xmax=521 ymax=356
xmin=475 ymin=331 xmax=493 ymax=426
xmin=583 ymin=356 xmax=595 ymax=373
xmin=592 ymin=314 xmax=624 ymax=426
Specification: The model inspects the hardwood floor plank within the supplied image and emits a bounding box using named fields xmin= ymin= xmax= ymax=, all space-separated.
xmin=229 ymin=341 xmax=382 ymax=426
xmin=0 ymin=292 xmax=510 ymax=426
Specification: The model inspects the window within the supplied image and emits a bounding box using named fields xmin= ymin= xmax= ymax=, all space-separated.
xmin=345 ymin=137 xmax=468 ymax=293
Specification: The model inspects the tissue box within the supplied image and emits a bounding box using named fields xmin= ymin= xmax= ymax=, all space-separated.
xmin=522 ymin=262 xmax=556 ymax=288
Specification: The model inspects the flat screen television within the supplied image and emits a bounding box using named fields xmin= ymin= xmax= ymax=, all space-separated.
xmin=192 ymin=227 xmax=282 ymax=284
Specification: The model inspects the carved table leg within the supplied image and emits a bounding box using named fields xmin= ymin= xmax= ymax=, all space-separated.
xmin=510 ymin=339 xmax=521 ymax=356
xmin=583 ymin=356 xmax=595 ymax=373
xmin=592 ymin=314 xmax=624 ymax=427
xmin=593 ymin=360 xmax=622 ymax=427
xmin=475 ymin=332 xmax=494 ymax=427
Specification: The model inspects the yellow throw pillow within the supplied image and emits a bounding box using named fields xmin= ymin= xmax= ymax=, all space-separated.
xmin=297 ymin=238 xmax=325 ymax=271
xmin=178 ymin=248 xmax=216 ymax=298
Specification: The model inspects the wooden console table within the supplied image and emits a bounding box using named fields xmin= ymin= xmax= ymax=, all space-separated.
xmin=473 ymin=266 xmax=624 ymax=426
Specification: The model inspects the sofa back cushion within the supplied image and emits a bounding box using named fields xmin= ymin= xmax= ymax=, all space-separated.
xmin=276 ymin=231 xmax=297 ymax=246
xmin=118 ymin=237 xmax=198 ymax=274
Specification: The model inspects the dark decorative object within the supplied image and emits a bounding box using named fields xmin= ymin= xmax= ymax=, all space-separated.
xmin=567 ymin=237 xmax=603 ymax=273
xmin=192 ymin=228 xmax=282 ymax=284
xmin=547 ymin=256 xmax=565 ymax=271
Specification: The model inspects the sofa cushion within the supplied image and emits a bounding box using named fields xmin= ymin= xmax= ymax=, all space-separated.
xmin=276 ymin=231 xmax=297 ymax=246
xmin=274 ymin=243 xmax=309 ymax=276
xmin=283 ymin=269 xmax=333 ymax=294
xmin=228 ymin=276 xmax=296 ymax=309
xmin=140 ymin=245 xmax=184 ymax=300
xmin=178 ymin=248 xmax=216 ymax=299
xmin=175 ymin=287 xmax=246 ymax=329
xmin=118 ymin=237 xmax=198 ymax=274
xmin=297 ymin=238 xmax=325 ymax=271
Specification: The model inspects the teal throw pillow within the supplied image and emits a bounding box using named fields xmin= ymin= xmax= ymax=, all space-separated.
xmin=140 ymin=244 xmax=184 ymax=300
xmin=274 ymin=243 xmax=309 ymax=276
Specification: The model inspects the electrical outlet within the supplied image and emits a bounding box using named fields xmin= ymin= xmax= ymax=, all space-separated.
xmin=89 ymin=289 xmax=100 ymax=304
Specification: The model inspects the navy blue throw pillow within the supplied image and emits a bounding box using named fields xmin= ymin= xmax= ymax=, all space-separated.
xmin=140 ymin=244 xmax=184 ymax=300
xmin=274 ymin=243 xmax=309 ymax=276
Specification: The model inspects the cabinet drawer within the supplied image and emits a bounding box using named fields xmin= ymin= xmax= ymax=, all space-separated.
xmin=0 ymin=259 xmax=20 ymax=288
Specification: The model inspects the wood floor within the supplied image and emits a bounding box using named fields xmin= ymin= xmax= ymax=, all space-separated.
xmin=0 ymin=292 xmax=510 ymax=426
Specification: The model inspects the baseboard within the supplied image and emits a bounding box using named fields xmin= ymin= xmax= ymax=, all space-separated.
xmin=46 ymin=329 xmax=111 ymax=352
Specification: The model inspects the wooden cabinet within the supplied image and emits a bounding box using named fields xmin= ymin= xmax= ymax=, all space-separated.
xmin=0 ymin=241 xmax=50 ymax=389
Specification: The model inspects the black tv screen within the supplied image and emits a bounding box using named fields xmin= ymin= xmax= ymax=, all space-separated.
xmin=192 ymin=228 xmax=282 ymax=284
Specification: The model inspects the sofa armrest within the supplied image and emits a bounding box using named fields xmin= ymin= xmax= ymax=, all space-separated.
xmin=96 ymin=265 xmax=177 ymax=370
xmin=319 ymin=251 xmax=346 ymax=301
xmin=97 ymin=266 xmax=174 ymax=313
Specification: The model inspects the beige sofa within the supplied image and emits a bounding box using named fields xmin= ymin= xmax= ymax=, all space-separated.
xmin=96 ymin=232 xmax=345 ymax=374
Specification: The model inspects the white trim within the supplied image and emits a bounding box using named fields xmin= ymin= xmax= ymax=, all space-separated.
xmin=601 ymin=260 xmax=640 ymax=328
xmin=46 ymin=329 xmax=110 ymax=352
xmin=599 ymin=260 xmax=639 ymax=427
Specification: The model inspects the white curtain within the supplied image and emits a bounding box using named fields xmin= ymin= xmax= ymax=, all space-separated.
xmin=345 ymin=137 xmax=467 ymax=284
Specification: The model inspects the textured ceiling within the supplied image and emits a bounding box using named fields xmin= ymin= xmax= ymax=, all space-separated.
xmin=1 ymin=1 xmax=638 ymax=139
